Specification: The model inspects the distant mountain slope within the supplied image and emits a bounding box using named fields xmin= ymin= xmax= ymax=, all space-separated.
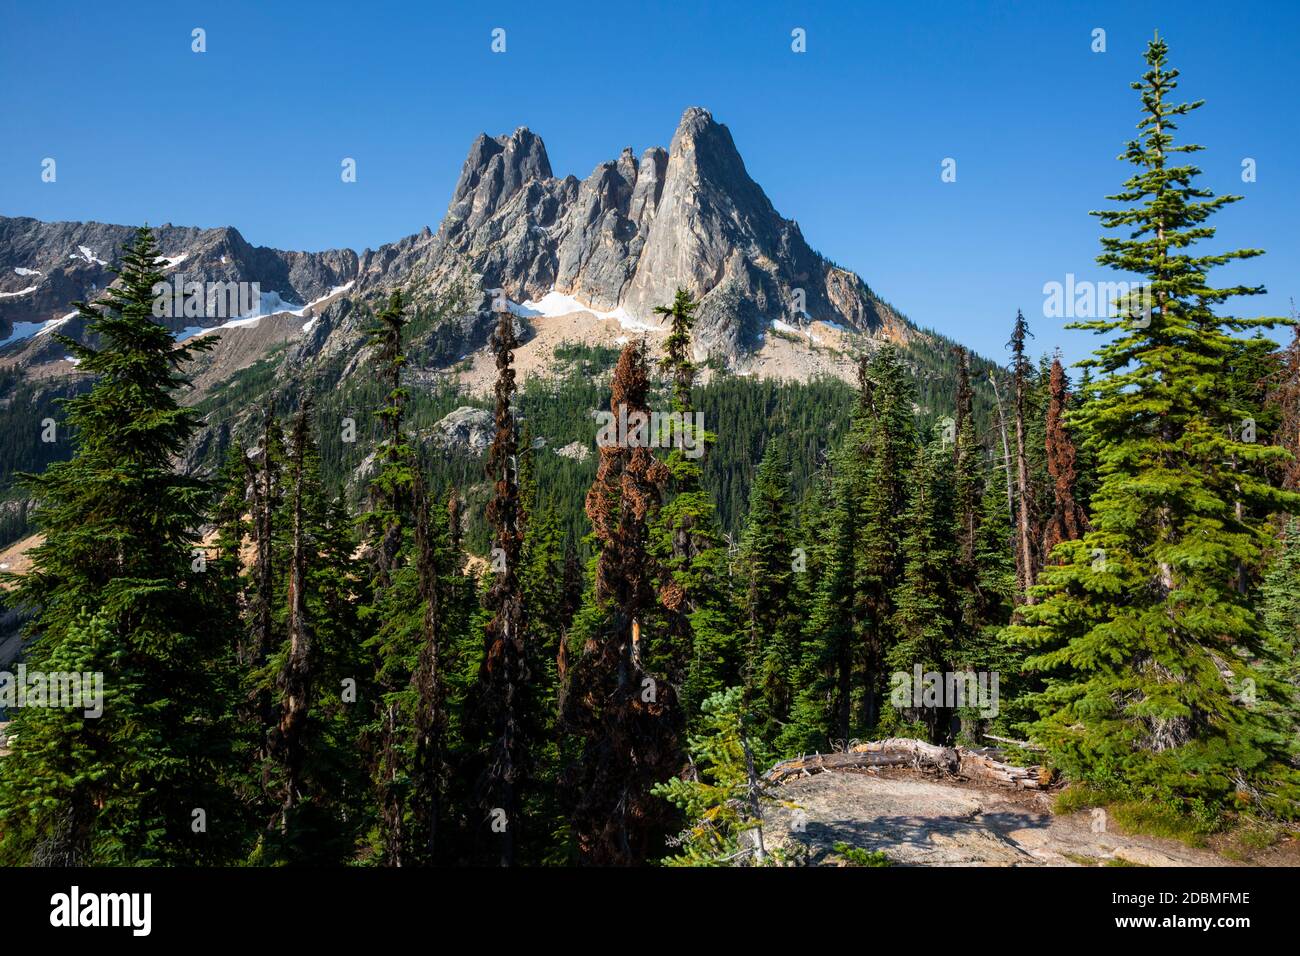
xmin=2 ymin=106 xmax=915 ymax=379
xmin=0 ymin=217 xmax=356 ymax=360
xmin=0 ymin=107 xmax=1002 ymax=554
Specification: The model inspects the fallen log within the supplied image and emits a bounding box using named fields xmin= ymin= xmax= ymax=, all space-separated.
xmin=961 ymin=751 xmax=1042 ymax=789
xmin=765 ymin=738 xmax=1049 ymax=791
xmin=765 ymin=738 xmax=958 ymax=784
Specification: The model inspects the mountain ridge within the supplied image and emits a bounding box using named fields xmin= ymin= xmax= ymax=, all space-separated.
xmin=2 ymin=106 xmax=916 ymax=377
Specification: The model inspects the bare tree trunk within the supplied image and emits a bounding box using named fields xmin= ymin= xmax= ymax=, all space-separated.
xmin=412 ymin=472 xmax=445 ymax=866
xmin=988 ymin=372 xmax=1015 ymax=520
xmin=255 ymin=407 xmax=276 ymax=661
xmin=1014 ymin=387 xmax=1037 ymax=605
xmin=742 ymin=729 xmax=766 ymax=865
xmin=278 ymin=405 xmax=313 ymax=830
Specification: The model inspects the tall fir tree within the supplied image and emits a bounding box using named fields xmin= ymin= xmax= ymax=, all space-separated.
xmin=514 ymin=430 xmax=570 ymax=862
xmin=1041 ymin=356 xmax=1089 ymax=559
xmin=407 ymin=465 xmax=448 ymax=866
xmin=1269 ymin=325 xmax=1300 ymax=493
xmin=853 ymin=345 xmax=918 ymax=731
xmin=649 ymin=289 xmax=738 ymax=720
xmin=256 ymin=399 xmax=369 ymax=862
xmin=562 ymin=340 xmax=682 ymax=864
xmin=1011 ymin=37 xmax=1300 ymax=818
xmin=276 ymin=401 xmax=314 ymax=834
xmin=782 ymin=346 xmax=916 ymax=751
xmin=951 ymin=347 xmax=986 ymax=670
xmin=739 ymin=439 xmax=801 ymax=746
xmin=475 ymin=305 xmax=530 ymax=865
xmin=363 ymin=291 xmax=414 ymax=589
xmin=0 ymin=227 xmax=242 ymax=864
xmin=887 ymin=432 xmax=962 ymax=743
xmin=358 ymin=290 xmax=439 ymax=865
xmin=1008 ymin=310 xmax=1039 ymax=604
xmin=786 ymin=435 xmax=862 ymax=752
xmin=952 ymin=347 xmax=982 ymax=569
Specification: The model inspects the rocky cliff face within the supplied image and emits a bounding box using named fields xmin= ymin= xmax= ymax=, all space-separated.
xmin=0 ymin=217 xmax=357 ymax=366
xmin=412 ymin=107 xmax=908 ymax=359
xmin=1 ymin=106 xmax=913 ymax=377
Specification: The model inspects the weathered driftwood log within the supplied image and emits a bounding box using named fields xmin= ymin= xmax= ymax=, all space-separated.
xmin=765 ymin=738 xmax=1046 ymax=790
xmin=959 ymin=749 xmax=1044 ymax=789
xmin=765 ymin=738 xmax=959 ymax=784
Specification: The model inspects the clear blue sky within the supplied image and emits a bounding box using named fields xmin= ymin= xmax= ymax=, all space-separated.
xmin=1 ymin=0 xmax=1296 ymax=365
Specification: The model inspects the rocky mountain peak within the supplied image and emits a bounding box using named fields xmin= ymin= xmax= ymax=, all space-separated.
xmin=3 ymin=107 xmax=914 ymax=385
xmin=666 ymin=106 xmax=767 ymax=212
xmin=417 ymin=106 xmax=910 ymax=362
xmin=448 ymin=127 xmax=552 ymax=218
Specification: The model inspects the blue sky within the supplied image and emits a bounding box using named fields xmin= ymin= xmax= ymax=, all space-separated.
xmin=1 ymin=0 xmax=1296 ymax=365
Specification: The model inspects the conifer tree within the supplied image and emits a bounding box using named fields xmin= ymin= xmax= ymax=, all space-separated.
xmin=562 ymin=340 xmax=681 ymax=864
xmin=888 ymin=432 xmax=961 ymax=743
xmin=1041 ymin=356 xmax=1088 ymax=558
xmin=242 ymin=405 xmax=288 ymax=820
xmin=518 ymin=426 xmax=574 ymax=664
xmin=787 ymin=438 xmax=861 ymax=751
xmin=1261 ymin=518 xmax=1300 ymax=699
xmin=277 ymin=401 xmax=314 ymax=830
xmin=739 ymin=439 xmax=801 ymax=744
xmin=211 ymin=444 xmax=251 ymax=644
xmin=359 ymin=290 xmax=429 ymax=865
xmin=650 ymin=288 xmax=705 ymax=685
xmin=1012 ymin=37 xmax=1300 ymax=817
xmin=953 ymin=347 xmax=982 ymax=568
xmin=951 ymin=347 xmax=986 ymax=672
xmin=652 ymin=687 xmax=773 ymax=865
xmin=854 ymin=345 xmax=917 ymax=729
xmin=649 ymin=289 xmax=737 ymax=719
xmin=294 ymin=480 xmax=370 ymax=860
xmin=407 ymin=466 xmax=447 ymax=865
xmin=476 ymin=305 xmax=530 ymax=865
xmin=514 ymin=454 xmax=569 ymax=861
xmin=783 ymin=347 xmax=915 ymax=750
xmin=364 ymin=291 xmax=414 ymax=589
xmin=1008 ymin=310 xmax=1038 ymax=604
xmin=258 ymin=399 xmax=368 ymax=862
xmin=0 ymin=227 xmax=241 ymax=864
xmin=1269 ymin=325 xmax=1300 ymax=493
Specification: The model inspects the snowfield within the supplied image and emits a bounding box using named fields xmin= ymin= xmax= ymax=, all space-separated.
xmin=68 ymin=245 xmax=107 ymax=266
xmin=176 ymin=281 xmax=356 ymax=342
xmin=771 ymin=318 xmax=822 ymax=344
xmin=507 ymin=289 xmax=663 ymax=332
xmin=0 ymin=310 xmax=79 ymax=349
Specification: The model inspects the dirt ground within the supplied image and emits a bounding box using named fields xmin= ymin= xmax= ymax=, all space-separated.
xmin=758 ymin=767 xmax=1300 ymax=867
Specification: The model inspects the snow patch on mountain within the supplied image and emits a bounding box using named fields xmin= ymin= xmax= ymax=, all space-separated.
xmin=0 ymin=310 xmax=78 ymax=349
xmin=771 ymin=318 xmax=822 ymax=344
xmin=177 ymin=282 xmax=356 ymax=342
xmin=68 ymin=245 xmax=107 ymax=266
xmin=512 ymin=289 xmax=663 ymax=333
